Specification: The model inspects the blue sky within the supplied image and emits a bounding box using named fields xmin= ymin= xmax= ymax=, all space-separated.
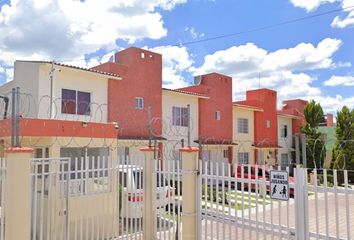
xmin=0 ymin=0 xmax=353 ymax=113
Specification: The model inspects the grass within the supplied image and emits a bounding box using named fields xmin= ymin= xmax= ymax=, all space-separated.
xmin=202 ymin=190 xmax=272 ymax=212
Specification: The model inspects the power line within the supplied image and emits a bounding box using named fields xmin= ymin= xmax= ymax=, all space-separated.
xmin=47 ymin=4 xmax=354 ymax=63
xmin=169 ymin=5 xmax=354 ymax=47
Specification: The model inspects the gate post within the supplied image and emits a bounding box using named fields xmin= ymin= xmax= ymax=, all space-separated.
xmin=294 ymin=167 xmax=309 ymax=240
xmin=140 ymin=146 xmax=157 ymax=240
xmin=180 ymin=147 xmax=199 ymax=240
xmin=5 ymin=147 xmax=33 ymax=240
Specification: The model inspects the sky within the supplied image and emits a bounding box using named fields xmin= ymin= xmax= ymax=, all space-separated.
xmin=0 ymin=0 xmax=353 ymax=114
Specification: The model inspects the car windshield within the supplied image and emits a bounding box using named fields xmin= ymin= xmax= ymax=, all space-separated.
xmin=157 ymin=173 xmax=169 ymax=187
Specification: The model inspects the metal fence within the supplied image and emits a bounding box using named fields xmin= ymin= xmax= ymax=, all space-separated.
xmin=199 ymin=161 xmax=354 ymax=240
xmin=154 ymin=158 xmax=183 ymax=240
xmin=30 ymin=154 xmax=146 ymax=240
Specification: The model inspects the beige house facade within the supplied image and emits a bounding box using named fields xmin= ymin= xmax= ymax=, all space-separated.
xmin=232 ymin=104 xmax=263 ymax=165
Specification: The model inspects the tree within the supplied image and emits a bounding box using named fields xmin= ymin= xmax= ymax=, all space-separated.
xmin=332 ymin=106 xmax=354 ymax=171
xmin=301 ymin=100 xmax=326 ymax=169
xmin=304 ymin=100 xmax=325 ymax=128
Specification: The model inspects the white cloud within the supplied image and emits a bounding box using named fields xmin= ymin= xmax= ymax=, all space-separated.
xmin=289 ymin=0 xmax=354 ymax=28
xmin=185 ymin=26 xmax=205 ymax=39
xmin=324 ymin=75 xmax=354 ymax=86
xmin=312 ymin=95 xmax=354 ymax=112
xmin=193 ymin=38 xmax=342 ymax=77
xmin=0 ymin=0 xmax=187 ymax=68
xmin=192 ymin=38 xmax=352 ymax=113
xmin=5 ymin=68 xmax=13 ymax=82
xmin=331 ymin=0 xmax=354 ymax=28
xmin=150 ymin=46 xmax=194 ymax=89
xmin=289 ymin=0 xmax=338 ymax=12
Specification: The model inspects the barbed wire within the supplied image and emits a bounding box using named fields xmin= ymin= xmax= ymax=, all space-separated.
xmin=0 ymin=91 xmax=353 ymax=171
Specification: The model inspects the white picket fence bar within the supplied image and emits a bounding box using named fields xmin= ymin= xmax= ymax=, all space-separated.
xmin=0 ymin=158 xmax=6 ymax=240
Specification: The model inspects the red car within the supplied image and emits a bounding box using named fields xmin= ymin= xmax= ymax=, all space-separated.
xmin=234 ymin=165 xmax=295 ymax=196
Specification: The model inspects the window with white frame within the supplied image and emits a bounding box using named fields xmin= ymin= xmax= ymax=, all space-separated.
xmin=280 ymin=124 xmax=288 ymax=138
xmin=172 ymin=106 xmax=189 ymax=127
xmin=280 ymin=153 xmax=289 ymax=166
xmin=238 ymin=152 xmax=249 ymax=164
xmin=61 ymin=89 xmax=91 ymax=115
xmin=135 ymin=97 xmax=144 ymax=109
xmin=215 ymin=111 xmax=221 ymax=120
xmin=266 ymin=120 xmax=271 ymax=128
xmin=237 ymin=118 xmax=249 ymax=133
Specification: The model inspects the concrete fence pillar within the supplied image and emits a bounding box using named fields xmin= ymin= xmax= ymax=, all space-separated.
xmin=5 ymin=147 xmax=33 ymax=240
xmin=140 ymin=146 xmax=157 ymax=240
xmin=180 ymin=147 xmax=199 ymax=240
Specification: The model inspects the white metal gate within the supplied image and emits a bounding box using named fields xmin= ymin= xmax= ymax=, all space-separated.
xmin=30 ymin=154 xmax=146 ymax=240
xmin=199 ymin=161 xmax=354 ymax=240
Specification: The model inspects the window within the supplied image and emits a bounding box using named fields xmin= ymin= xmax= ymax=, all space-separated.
xmin=280 ymin=124 xmax=288 ymax=138
xmin=133 ymin=171 xmax=144 ymax=189
xmin=238 ymin=152 xmax=249 ymax=165
xmin=141 ymin=52 xmax=145 ymax=59
xmin=118 ymin=147 xmax=130 ymax=164
xmin=266 ymin=120 xmax=271 ymax=128
xmin=34 ymin=147 xmax=49 ymax=158
xmin=215 ymin=111 xmax=221 ymax=120
xmin=62 ymin=89 xmax=76 ymax=114
xmin=61 ymin=89 xmax=91 ymax=115
xmin=173 ymin=150 xmax=182 ymax=170
xmin=77 ymin=91 xmax=91 ymax=115
xmin=201 ymin=150 xmax=211 ymax=162
xmin=280 ymin=153 xmax=289 ymax=167
xmin=135 ymin=97 xmax=144 ymax=109
xmin=60 ymin=147 xmax=110 ymax=180
xmin=223 ymin=149 xmax=229 ymax=159
xmin=172 ymin=106 xmax=189 ymax=127
xmin=237 ymin=118 xmax=249 ymax=133
xmin=34 ymin=147 xmax=50 ymax=174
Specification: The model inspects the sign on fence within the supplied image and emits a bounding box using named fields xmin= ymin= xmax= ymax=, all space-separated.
xmin=270 ymin=170 xmax=289 ymax=201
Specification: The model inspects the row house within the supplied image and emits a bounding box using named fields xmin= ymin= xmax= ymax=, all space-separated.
xmin=178 ymin=73 xmax=235 ymax=174
xmin=233 ymin=94 xmax=308 ymax=168
xmin=0 ymin=60 xmax=120 ymax=160
xmin=0 ymin=46 xmax=309 ymax=169
xmin=161 ymin=88 xmax=207 ymax=169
